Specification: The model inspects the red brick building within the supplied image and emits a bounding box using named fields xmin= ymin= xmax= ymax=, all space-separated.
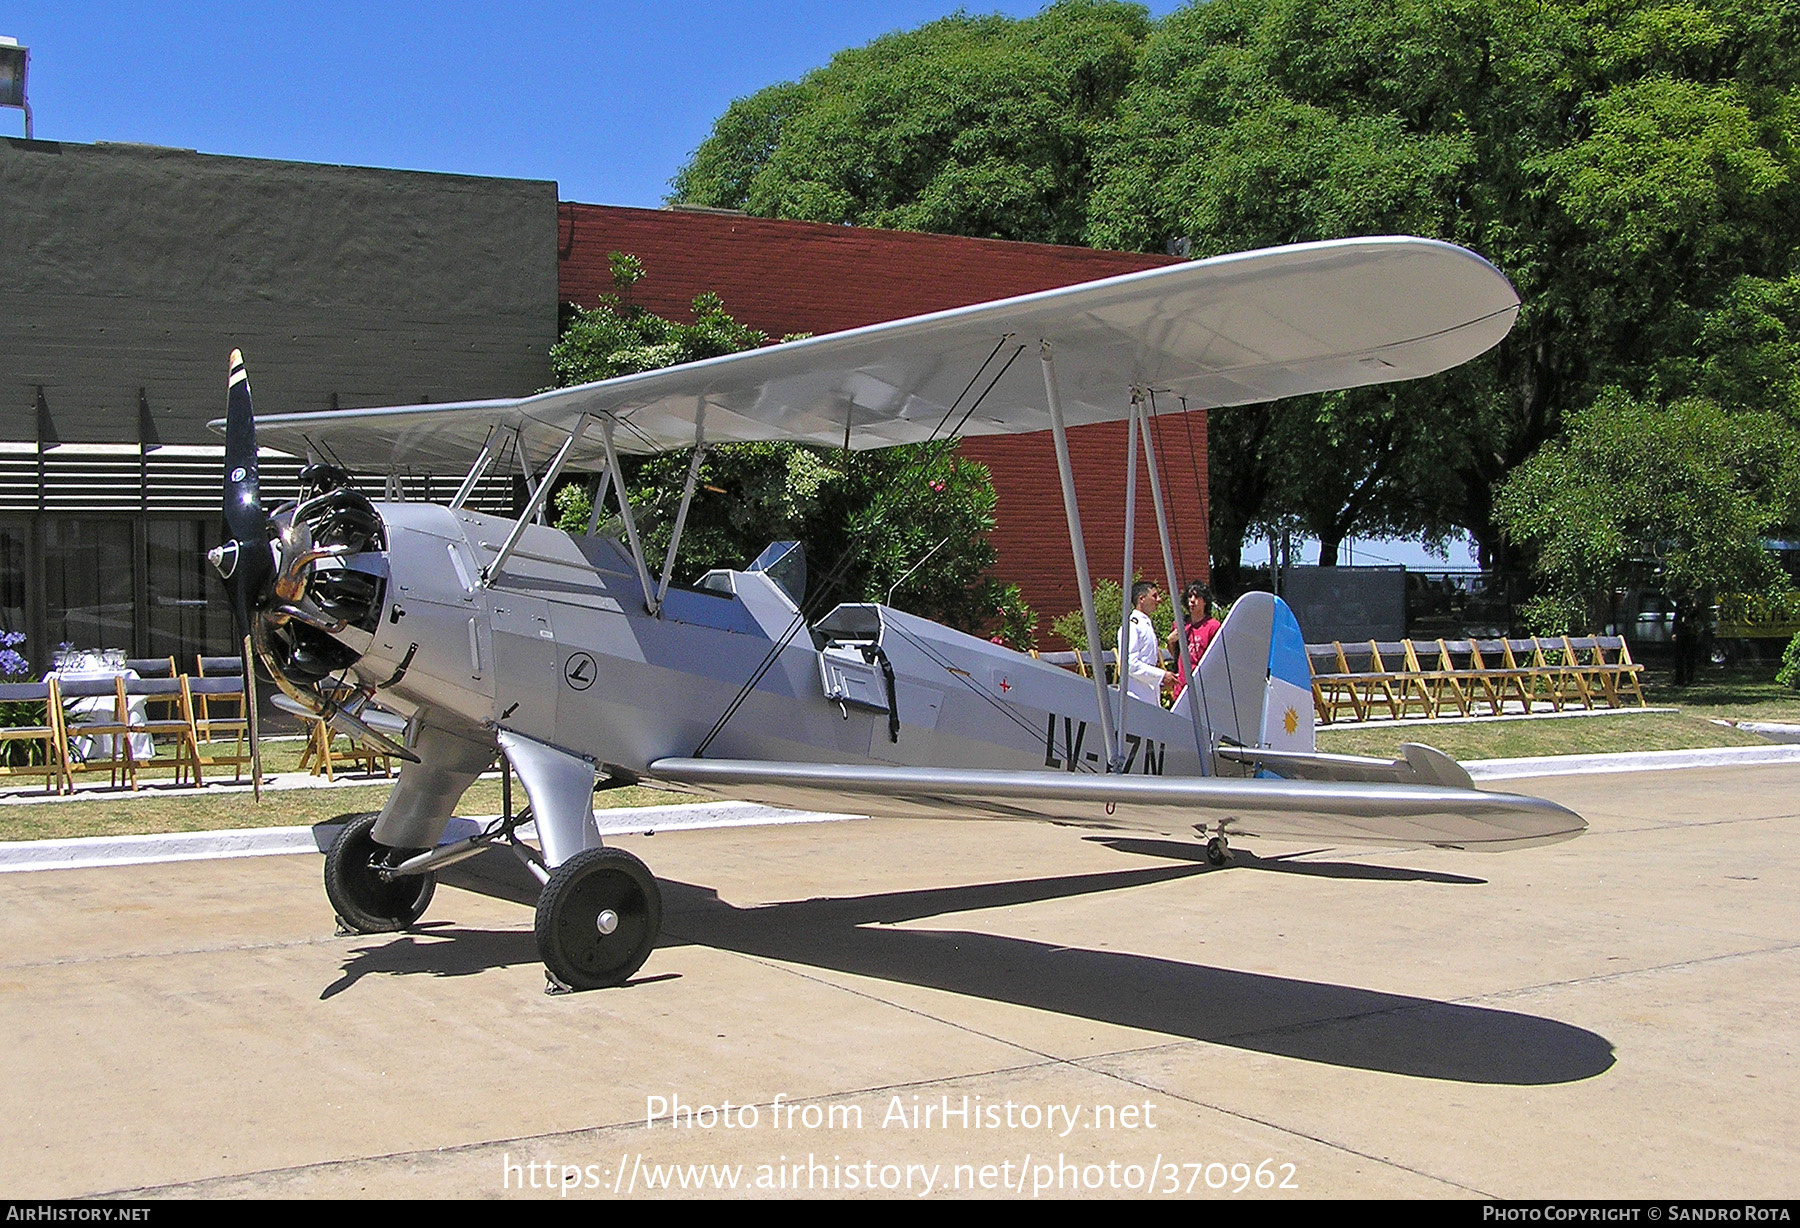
xmin=557 ymin=204 xmax=1210 ymax=637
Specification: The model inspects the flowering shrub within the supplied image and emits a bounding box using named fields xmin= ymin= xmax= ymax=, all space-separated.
xmin=0 ymin=630 xmax=26 ymax=679
xmin=0 ymin=631 xmax=48 ymax=766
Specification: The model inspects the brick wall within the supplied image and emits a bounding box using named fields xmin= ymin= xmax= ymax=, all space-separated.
xmin=558 ymin=203 xmax=1210 ymax=641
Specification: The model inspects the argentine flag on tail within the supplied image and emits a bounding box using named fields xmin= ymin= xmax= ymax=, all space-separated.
xmin=1259 ymin=599 xmax=1315 ymax=753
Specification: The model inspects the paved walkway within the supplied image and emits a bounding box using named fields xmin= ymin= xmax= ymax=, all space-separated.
xmin=0 ymin=764 xmax=1793 ymax=1198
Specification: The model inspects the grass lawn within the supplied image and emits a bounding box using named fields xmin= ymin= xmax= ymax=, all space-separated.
xmin=0 ymin=737 xmax=696 ymax=844
xmin=4 ymin=662 xmax=1795 ymax=844
xmin=1317 ymin=661 xmax=1799 ymax=760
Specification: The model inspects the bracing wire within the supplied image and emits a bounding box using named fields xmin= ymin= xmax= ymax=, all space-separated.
xmin=692 ymin=336 xmax=1021 ymax=757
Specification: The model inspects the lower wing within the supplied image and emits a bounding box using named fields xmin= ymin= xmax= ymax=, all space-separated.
xmin=647 ymin=758 xmax=1585 ymax=851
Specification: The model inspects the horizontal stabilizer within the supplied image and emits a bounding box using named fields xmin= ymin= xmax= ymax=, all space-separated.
xmin=1215 ymin=742 xmax=1474 ymax=789
xmin=649 ymin=757 xmax=1585 ymax=851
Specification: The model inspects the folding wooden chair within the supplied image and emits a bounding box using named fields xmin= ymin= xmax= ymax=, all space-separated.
xmin=1469 ymin=639 xmax=1534 ymax=716
xmin=0 ymin=678 xmax=72 ymax=794
xmin=295 ymin=683 xmax=392 ymax=781
xmin=1532 ymin=637 xmax=1594 ymax=710
xmin=1306 ymin=641 xmax=1367 ymax=723
xmin=122 ymin=676 xmax=204 ymax=787
xmin=59 ymin=676 xmax=140 ymax=789
xmin=124 ymin=658 xmax=184 ymax=729
xmin=124 ymin=657 xmax=178 ymax=679
xmin=1595 ymin=635 xmax=1648 ymax=708
xmin=186 ymin=673 xmax=254 ymax=783
xmin=196 ymin=655 xmax=243 ymax=678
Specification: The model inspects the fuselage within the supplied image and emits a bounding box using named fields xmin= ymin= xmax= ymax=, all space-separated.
xmin=344 ymin=503 xmax=1207 ymax=782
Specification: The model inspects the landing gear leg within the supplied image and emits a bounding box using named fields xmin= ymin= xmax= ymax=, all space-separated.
xmin=534 ymin=847 xmax=663 ymax=991
xmin=1205 ymin=824 xmax=1232 ymax=867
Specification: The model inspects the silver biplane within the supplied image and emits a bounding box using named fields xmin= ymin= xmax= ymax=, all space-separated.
xmin=209 ymin=235 xmax=1584 ymax=991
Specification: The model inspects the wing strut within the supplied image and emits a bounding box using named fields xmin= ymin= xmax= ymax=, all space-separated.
xmin=598 ymin=417 xmax=658 ymax=614
xmin=584 ymin=466 xmax=614 ymax=537
xmin=655 ymin=408 xmax=708 ymax=606
xmin=1137 ymin=392 xmax=1212 ymax=771
xmin=482 ymin=416 xmax=591 ymax=586
xmin=1041 ymin=340 xmax=1120 ymax=770
xmin=449 ymin=427 xmax=499 ymax=510
xmin=1113 ymin=393 xmax=1142 ymax=768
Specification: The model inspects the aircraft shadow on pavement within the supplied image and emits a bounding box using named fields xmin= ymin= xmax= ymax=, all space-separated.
xmin=319 ymin=923 xmax=542 ymax=1000
xmin=336 ymin=849 xmax=1612 ymax=1086
xmin=1088 ymin=836 xmax=1489 ymax=884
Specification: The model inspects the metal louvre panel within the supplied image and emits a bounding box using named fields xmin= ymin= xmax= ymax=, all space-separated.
xmin=0 ymin=443 xmax=520 ymax=515
xmin=0 ymin=450 xmax=39 ymax=512
xmin=41 ymin=449 xmax=147 ymax=512
xmin=0 ymin=445 xmax=304 ymax=513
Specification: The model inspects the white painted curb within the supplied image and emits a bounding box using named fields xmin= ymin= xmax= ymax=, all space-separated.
xmin=1468 ymin=744 xmax=1800 ymax=779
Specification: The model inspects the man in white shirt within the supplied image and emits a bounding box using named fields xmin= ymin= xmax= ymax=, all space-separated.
xmin=1120 ymin=580 xmax=1175 ymax=704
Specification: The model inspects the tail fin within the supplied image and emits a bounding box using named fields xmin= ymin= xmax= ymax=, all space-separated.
xmin=1175 ymin=592 xmax=1315 ymax=754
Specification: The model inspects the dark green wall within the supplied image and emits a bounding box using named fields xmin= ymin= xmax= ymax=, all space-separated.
xmin=0 ymin=139 xmax=557 ymax=445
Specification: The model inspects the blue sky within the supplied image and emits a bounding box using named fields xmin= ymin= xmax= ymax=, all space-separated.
xmin=1 ymin=1 xmax=1473 ymax=568
xmin=0 ymin=1 xmax=1183 ymax=207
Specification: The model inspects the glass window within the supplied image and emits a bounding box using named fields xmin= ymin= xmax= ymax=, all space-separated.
xmin=0 ymin=523 xmax=26 ymax=638
xmin=43 ymin=519 xmax=136 ymax=654
xmin=147 ymin=518 xmax=232 ymax=662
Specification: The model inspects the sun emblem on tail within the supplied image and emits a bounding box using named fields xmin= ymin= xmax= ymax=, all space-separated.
xmin=1283 ymin=706 xmax=1299 ymax=736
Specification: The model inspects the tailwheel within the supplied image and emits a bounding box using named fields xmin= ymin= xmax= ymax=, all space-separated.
xmin=1205 ymin=835 xmax=1232 ymax=867
xmin=324 ymin=812 xmax=436 ymax=932
xmin=535 ymin=847 xmax=662 ymax=991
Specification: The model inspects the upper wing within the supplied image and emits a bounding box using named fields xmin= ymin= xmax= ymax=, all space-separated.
xmin=223 ymin=236 xmax=1518 ymax=472
xmin=648 ymin=758 xmax=1585 ymax=852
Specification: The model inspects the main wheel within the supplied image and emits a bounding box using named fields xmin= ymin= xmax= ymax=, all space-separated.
xmin=1205 ymin=835 xmax=1232 ymax=867
xmin=535 ymin=847 xmax=662 ymax=991
xmin=324 ymin=812 xmax=436 ymax=932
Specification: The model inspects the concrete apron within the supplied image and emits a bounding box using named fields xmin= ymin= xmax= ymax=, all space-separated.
xmin=0 ymin=763 xmax=1793 ymax=1199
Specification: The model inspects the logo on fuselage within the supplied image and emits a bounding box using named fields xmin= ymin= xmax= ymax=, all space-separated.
xmin=563 ymin=651 xmax=597 ymax=691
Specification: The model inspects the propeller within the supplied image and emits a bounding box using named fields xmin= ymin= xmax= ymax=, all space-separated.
xmin=207 ymin=353 xmax=409 ymax=783
xmin=210 ymin=350 xmax=272 ymax=799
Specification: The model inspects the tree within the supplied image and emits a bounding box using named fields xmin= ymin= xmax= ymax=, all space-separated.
xmin=669 ymin=1 xmax=1153 ymax=245
xmin=1494 ymin=390 xmax=1800 ymax=683
xmin=1050 ymin=578 xmax=1173 ymax=652
xmin=673 ymin=0 xmax=1800 ymax=596
xmin=1086 ymin=0 xmax=1800 ymax=576
xmin=549 ymin=258 xmax=1035 ymax=638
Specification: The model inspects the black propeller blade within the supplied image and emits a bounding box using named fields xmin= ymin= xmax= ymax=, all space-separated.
xmin=210 ymin=349 xmax=269 ymax=799
xmin=216 ymin=349 xmax=274 ymax=640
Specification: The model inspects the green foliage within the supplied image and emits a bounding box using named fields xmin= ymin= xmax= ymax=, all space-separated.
xmin=672 ymin=0 xmax=1800 ymax=596
xmin=1051 ymin=579 xmax=1173 ymax=652
xmin=990 ymin=583 xmax=1040 ymax=652
xmin=1494 ymin=389 xmax=1800 ymax=679
xmin=669 ymin=1 xmax=1153 ymax=244
xmin=552 ymin=287 xmax=768 ymax=387
xmin=1689 ymin=274 xmax=1800 ymax=420
xmin=608 ymin=251 xmax=644 ymax=291
xmin=1082 ymin=0 xmax=1800 ymax=579
xmin=549 ymin=259 xmax=1017 ymax=632
xmin=1778 ymin=631 xmax=1800 ymax=689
